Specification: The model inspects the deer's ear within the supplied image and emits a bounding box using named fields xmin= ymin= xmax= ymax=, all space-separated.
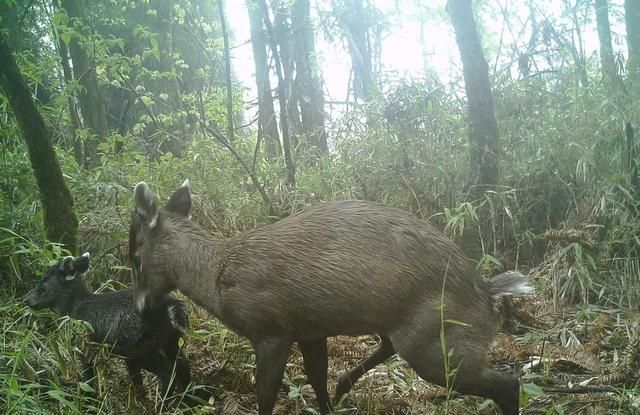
xmin=165 ymin=179 xmax=192 ymax=219
xmin=134 ymin=182 xmax=158 ymax=229
xmin=74 ymin=253 xmax=90 ymax=275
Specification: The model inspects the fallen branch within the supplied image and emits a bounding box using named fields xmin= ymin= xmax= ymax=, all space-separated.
xmin=542 ymin=385 xmax=619 ymax=394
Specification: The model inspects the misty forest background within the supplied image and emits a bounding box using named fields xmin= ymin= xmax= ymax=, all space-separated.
xmin=1 ymin=0 xmax=640 ymax=413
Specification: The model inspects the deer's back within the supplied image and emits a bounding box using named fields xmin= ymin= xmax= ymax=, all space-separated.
xmin=216 ymin=200 xmax=494 ymax=339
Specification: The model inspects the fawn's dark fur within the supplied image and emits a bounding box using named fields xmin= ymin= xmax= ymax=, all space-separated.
xmin=25 ymin=254 xmax=191 ymax=399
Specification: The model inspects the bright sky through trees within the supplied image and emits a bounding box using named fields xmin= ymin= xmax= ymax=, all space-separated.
xmin=227 ymin=0 xmax=623 ymax=108
xmin=227 ymin=0 xmax=455 ymax=103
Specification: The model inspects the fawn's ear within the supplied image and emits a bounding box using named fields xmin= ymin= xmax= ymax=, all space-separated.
xmin=134 ymin=182 xmax=158 ymax=229
xmin=60 ymin=256 xmax=76 ymax=281
xmin=165 ymin=179 xmax=192 ymax=219
xmin=74 ymin=253 xmax=90 ymax=275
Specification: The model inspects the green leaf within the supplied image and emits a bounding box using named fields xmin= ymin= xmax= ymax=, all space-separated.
xmin=585 ymin=253 xmax=597 ymax=271
xmin=60 ymin=31 xmax=72 ymax=45
xmin=78 ymin=381 xmax=95 ymax=393
xmin=522 ymin=382 xmax=545 ymax=397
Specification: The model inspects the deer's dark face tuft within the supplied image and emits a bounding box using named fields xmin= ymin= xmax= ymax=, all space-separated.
xmin=25 ymin=253 xmax=90 ymax=309
xmin=130 ymin=180 xmax=192 ymax=314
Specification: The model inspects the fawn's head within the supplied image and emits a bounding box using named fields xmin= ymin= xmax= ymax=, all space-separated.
xmin=25 ymin=253 xmax=90 ymax=309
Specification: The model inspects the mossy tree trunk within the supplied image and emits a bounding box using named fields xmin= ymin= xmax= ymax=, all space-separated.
xmin=447 ymin=0 xmax=499 ymax=196
xmin=0 ymin=34 xmax=79 ymax=253
xmin=447 ymin=0 xmax=499 ymax=259
xmin=0 ymin=1 xmax=53 ymax=106
xmin=60 ymin=0 xmax=109 ymax=167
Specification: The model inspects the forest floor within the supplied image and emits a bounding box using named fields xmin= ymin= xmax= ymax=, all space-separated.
xmin=59 ymin=290 xmax=638 ymax=415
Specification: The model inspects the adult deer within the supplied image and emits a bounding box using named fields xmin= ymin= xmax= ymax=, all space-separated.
xmin=129 ymin=181 xmax=530 ymax=414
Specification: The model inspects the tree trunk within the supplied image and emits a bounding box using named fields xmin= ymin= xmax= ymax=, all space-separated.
xmin=338 ymin=0 xmax=374 ymax=101
xmin=447 ymin=0 xmax=499 ymax=195
xmin=569 ymin=0 xmax=589 ymax=89
xmin=60 ymin=0 xmax=108 ymax=167
xmin=260 ymin=0 xmax=296 ymax=186
xmin=218 ymin=0 xmax=235 ymax=142
xmin=0 ymin=0 xmax=53 ymax=106
xmin=518 ymin=1 xmax=539 ymax=78
xmin=623 ymin=1 xmax=639 ymax=195
xmin=595 ymin=0 xmax=620 ymax=93
xmin=246 ymin=0 xmax=281 ymax=159
xmin=626 ymin=122 xmax=639 ymax=191
xmin=292 ymin=0 xmax=328 ymax=156
xmin=626 ymin=0 xmax=640 ymax=88
xmin=417 ymin=4 xmax=431 ymax=75
xmin=0 ymin=34 xmax=79 ymax=252
xmin=55 ymin=30 xmax=84 ymax=165
xmin=273 ymin=3 xmax=300 ymax=150
xmin=157 ymin=0 xmax=188 ymax=156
